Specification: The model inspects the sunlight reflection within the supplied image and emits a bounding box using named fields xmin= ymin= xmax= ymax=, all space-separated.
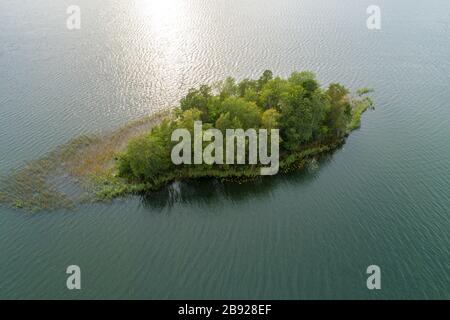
xmin=135 ymin=0 xmax=185 ymax=34
xmin=130 ymin=0 xmax=197 ymax=108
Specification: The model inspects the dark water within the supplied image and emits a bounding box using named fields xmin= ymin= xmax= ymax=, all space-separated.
xmin=0 ymin=0 xmax=449 ymax=299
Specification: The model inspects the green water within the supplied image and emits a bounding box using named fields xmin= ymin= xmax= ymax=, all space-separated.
xmin=0 ymin=0 xmax=449 ymax=299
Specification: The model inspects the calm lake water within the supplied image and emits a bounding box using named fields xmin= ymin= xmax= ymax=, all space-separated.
xmin=0 ymin=0 xmax=449 ymax=299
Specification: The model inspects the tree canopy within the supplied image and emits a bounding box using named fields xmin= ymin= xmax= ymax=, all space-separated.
xmin=118 ymin=70 xmax=369 ymax=182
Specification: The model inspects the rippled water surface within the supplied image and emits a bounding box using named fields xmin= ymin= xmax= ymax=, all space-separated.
xmin=0 ymin=0 xmax=449 ymax=299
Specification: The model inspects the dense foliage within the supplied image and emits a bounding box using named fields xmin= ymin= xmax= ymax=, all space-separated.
xmin=117 ymin=71 xmax=371 ymax=183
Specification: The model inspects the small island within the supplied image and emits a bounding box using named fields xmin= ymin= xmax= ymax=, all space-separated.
xmin=102 ymin=70 xmax=374 ymax=198
xmin=0 ymin=71 xmax=373 ymax=211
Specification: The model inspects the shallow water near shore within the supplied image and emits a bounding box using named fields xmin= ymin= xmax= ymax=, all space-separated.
xmin=1 ymin=0 xmax=449 ymax=299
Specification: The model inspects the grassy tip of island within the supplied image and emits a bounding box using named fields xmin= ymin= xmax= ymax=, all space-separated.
xmin=0 ymin=70 xmax=373 ymax=212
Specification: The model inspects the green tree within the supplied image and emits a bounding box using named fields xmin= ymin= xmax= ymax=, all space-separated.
xmin=219 ymin=97 xmax=262 ymax=129
xmin=326 ymin=83 xmax=351 ymax=137
xmin=257 ymin=70 xmax=273 ymax=90
xmin=261 ymin=108 xmax=280 ymax=130
xmin=258 ymin=77 xmax=290 ymax=110
xmin=288 ymin=71 xmax=316 ymax=86
xmin=279 ymin=86 xmax=314 ymax=149
xmin=118 ymin=120 xmax=174 ymax=181
xmin=288 ymin=71 xmax=319 ymax=95
xmin=218 ymin=77 xmax=238 ymax=100
xmin=215 ymin=112 xmax=243 ymax=131
xmin=177 ymin=108 xmax=203 ymax=133
xmin=308 ymin=90 xmax=329 ymax=140
xmin=237 ymin=78 xmax=258 ymax=97
xmin=180 ymin=85 xmax=211 ymax=121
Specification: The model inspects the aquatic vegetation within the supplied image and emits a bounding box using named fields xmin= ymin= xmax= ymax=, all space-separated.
xmin=356 ymin=87 xmax=375 ymax=96
xmin=347 ymin=96 xmax=374 ymax=131
xmin=0 ymin=71 xmax=373 ymax=212
xmin=0 ymin=111 xmax=171 ymax=212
